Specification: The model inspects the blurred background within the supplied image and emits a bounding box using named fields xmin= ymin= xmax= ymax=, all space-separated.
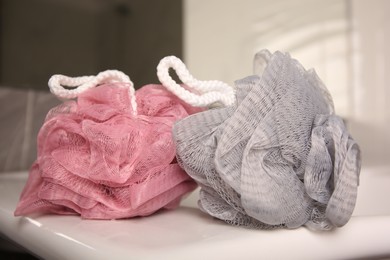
xmin=0 ymin=0 xmax=389 ymax=258
xmin=185 ymin=0 xmax=390 ymax=168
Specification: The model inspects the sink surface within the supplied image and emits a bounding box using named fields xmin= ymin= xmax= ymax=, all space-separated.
xmin=1 ymin=168 xmax=390 ymax=259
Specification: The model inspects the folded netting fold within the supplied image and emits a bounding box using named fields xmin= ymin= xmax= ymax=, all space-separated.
xmin=15 ymin=58 xmax=235 ymax=220
xmin=173 ymin=50 xmax=361 ymax=230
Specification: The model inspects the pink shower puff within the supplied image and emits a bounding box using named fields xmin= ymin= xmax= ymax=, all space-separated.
xmin=14 ymin=82 xmax=200 ymax=219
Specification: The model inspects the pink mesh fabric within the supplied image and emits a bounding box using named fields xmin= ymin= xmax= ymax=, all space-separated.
xmin=14 ymin=83 xmax=200 ymax=219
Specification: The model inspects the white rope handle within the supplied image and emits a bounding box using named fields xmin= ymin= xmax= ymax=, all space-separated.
xmin=48 ymin=70 xmax=137 ymax=115
xmin=157 ymin=56 xmax=236 ymax=107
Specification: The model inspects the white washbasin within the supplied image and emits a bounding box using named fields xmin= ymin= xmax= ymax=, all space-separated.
xmin=0 ymin=167 xmax=389 ymax=259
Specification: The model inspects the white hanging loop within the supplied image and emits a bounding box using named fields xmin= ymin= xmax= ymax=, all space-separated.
xmin=48 ymin=70 xmax=137 ymax=115
xmin=157 ymin=56 xmax=236 ymax=107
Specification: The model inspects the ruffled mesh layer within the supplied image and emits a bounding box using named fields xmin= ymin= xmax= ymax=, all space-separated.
xmin=15 ymin=83 xmax=200 ymax=219
xmin=173 ymin=51 xmax=361 ymax=230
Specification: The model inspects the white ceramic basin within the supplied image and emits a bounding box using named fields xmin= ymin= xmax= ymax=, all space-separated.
xmin=0 ymin=167 xmax=390 ymax=259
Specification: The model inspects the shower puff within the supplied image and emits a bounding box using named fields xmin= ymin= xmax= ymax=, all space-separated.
xmin=173 ymin=50 xmax=361 ymax=230
xmin=14 ymin=75 xmax=201 ymax=219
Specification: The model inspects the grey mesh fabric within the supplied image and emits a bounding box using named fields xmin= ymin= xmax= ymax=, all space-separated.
xmin=173 ymin=50 xmax=361 ymax=230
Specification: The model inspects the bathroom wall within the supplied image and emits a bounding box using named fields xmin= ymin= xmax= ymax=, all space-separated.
xmin=348 ymin=0 xmax=390 ymax=167
xmin=0 ymin=0 xmax=183 ymax=90
xmin=184 ymin=0 xmax=390 ymax=167
xmin=184 ymin=0 xmax=350 ymax=115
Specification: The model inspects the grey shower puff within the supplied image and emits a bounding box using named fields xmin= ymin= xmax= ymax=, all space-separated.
xmin=173 ymin=50 xmax=361 ymax=230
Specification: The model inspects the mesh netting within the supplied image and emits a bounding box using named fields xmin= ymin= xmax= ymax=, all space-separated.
xmin=173 ymin=50 xmax=361 ymax=230
xmin=14 ymin=83 xmax=200 ymax=219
